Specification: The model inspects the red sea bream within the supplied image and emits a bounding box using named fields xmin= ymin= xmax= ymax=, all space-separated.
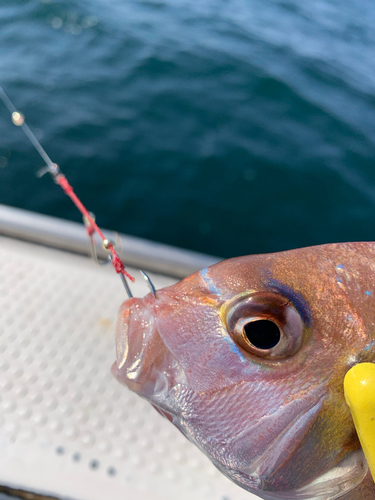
xmin=112 ymin=243 xmax=375 ymax=500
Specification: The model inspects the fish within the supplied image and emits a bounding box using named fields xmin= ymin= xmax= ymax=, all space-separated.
xmin=112 ymin=242 xmax=375 ymax=500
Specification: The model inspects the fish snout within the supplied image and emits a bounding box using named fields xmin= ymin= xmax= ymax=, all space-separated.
xmin=111 ymin=297 xmax=180 ymax=400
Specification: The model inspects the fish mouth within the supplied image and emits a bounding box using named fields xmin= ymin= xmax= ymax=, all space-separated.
xmin=111 ymin=295 xmax=187 ymax=404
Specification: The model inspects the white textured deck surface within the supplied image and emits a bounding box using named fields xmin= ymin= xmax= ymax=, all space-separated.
xmin=0 ymin=236 xmax=255 ymax=500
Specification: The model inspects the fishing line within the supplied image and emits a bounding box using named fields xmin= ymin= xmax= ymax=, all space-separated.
xmin=0 ymin=86 xmax=135 ymax=295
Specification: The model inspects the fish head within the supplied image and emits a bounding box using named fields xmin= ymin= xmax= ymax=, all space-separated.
xmin=112 ymin=243 xmax=375 ymax=500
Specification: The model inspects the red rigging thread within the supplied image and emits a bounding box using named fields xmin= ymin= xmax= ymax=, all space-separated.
xmin=56 ymin=174 xmax=135 ymax=283
xmin=0 ymin=85 xmax=134 ymax=283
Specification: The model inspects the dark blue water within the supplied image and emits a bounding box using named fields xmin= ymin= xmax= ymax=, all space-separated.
xmin=1 ymin=0 xmax=375 ymax=258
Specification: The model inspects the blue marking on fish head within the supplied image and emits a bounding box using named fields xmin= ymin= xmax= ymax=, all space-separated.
xmin=200 ymin=267 xmax=222 ymax=296
xmin=267 ymin=278 xmax=312 ymax=327
xmin=365 ymin=340 xmax=375 ymax=351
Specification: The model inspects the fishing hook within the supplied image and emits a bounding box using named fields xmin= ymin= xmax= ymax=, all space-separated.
xmin=140 ymin=270 xmax=158 ymax=298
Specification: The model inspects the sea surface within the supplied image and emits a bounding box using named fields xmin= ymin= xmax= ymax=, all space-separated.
xmin=1 ymin=0 xmax=375 ymax=259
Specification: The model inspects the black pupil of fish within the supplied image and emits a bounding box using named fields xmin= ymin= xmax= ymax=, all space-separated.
xmin=243 ymin=320 xmax=281 ymax=350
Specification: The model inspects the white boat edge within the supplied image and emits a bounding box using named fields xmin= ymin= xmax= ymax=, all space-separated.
xmin=0 ymin=204 xmax=221 ymax=278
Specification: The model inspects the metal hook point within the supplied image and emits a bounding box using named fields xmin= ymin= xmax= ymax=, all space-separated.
xmin=140 ymin=270 xmax=158 ymax=298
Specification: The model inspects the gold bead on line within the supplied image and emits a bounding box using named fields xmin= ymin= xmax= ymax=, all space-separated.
xmin=103 ymin=239 xmax=115 ymax=251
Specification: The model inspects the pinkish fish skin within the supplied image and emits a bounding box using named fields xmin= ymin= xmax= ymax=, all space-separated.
xmin=112 ymin=242 xmax=375 ymax=500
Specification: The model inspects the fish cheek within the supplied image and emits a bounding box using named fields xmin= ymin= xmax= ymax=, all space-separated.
xmin=154 ymin=299 xmax=244 ymax=393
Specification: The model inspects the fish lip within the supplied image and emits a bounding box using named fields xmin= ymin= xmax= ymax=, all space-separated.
xmin=113 ymin=293 xmax=187 ymax=402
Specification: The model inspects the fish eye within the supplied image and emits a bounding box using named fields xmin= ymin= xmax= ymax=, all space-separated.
xmin=243 ymin=319 xmax=281 ymax=350
xmin=224 ymin=292 xmax=305 ymax=360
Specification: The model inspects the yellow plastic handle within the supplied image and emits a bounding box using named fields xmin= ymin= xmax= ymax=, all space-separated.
xmin=344 ymin=362 xmax=375 ymax=482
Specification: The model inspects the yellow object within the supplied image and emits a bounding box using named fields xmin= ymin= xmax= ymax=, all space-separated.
xmin=344 ymin=362 xmax=375 ymax=482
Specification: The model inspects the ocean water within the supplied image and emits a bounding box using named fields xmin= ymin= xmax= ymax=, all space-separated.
xmin=1 ymin=0 xmax=375 ymax=259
